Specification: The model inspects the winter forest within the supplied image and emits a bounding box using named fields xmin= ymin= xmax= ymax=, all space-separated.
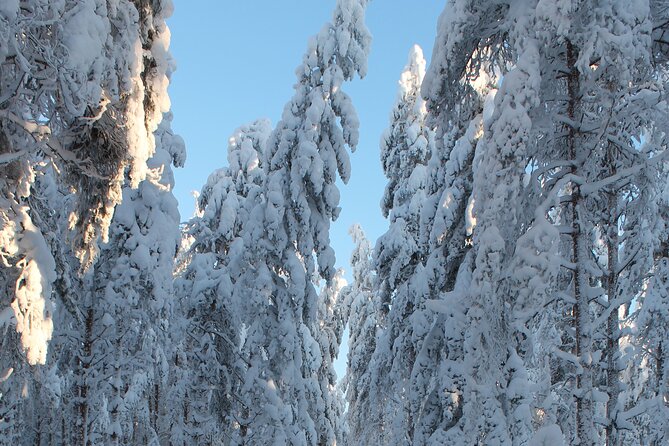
xmin=2 ymin=0 xmax=669 ymax=445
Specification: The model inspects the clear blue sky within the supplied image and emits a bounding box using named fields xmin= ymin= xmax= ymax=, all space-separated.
xmin=167 ymin=1 xmax=443 ymax=376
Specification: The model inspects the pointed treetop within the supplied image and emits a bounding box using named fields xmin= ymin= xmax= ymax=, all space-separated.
xmin=397 ymin=44 xmax=427 ymax=106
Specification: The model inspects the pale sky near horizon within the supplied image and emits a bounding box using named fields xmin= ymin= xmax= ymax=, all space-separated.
xmin=167 ymin=0 xmax=444 ymax=377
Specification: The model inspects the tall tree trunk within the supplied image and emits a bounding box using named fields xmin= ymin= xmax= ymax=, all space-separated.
xmin=78 ymin=307 xmax=94 ymax=446
xmin=605 ymin=150 xmax=620 ymax=446
xmin=110 ymin=340 xmax=121 ymax=446
xmin=566 ymin=39 xmax=595 ymax=446
xmin=152 ymin=381 xmax=160 ymax=439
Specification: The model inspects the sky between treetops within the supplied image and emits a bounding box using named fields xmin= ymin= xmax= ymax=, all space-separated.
xmin=168 ymin=0 xmax=444 ymax=279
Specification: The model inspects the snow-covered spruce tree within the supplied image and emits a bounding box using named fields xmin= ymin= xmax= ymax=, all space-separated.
xmin=228 ymin=1 xmax=370 ymax=444
xmin=376 ymin=44 xmax=432 ymax=295
xmin=398 ymin=2 xmax=507 ymax=444
xmin=0 ymin=113 xmax=183 ymax=446
xmin=341 ymin=224 xmax=378 ymax=445
xmin=175 ymin=119 xmax=271 ymax=444
xmin=315 ymin=269 xmax=348 ymax=446
xmin=457 ymin=7 xmax=542 ymax=444
xmin=418 ymin=0 xmax=504 ymax=303
xmin=364 ymin=45 xmax=432 ymax=446
xmin=0 ymin=0 xmax=176 ymax=368
xmin=64 ymin=0 xmax=177 ymax=269
xmin=51 ymin=112 xmax=183 ymax=446
xmin=462 ymin=3 xmax=668 ymax=444
xmin=0 ymin=0 xmax=62 ymax=367
xmin=511 ymin=2 xmax=665 ymax=444
xmin=93 ymin=113 xmax=182 ymax=445
xmin=615 ymin=8 xmax=669 ymax=444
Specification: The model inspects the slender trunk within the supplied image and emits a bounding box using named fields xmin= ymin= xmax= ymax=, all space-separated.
xmin=605 ymin=253 xmax=620 ymax=446
xmin=566 ymin=40 xmax=594 ymax=446
xmin=152 ymin=381 xmax=160 ymax=438
xmin=35 ymin=422 xmax=41 ymax=446
xmin=658 ymin=341 xmax=664 ymax=407
xmin=110 ymin=340 xmax=121 ymax=446
xmin=183 ymin=389 xmax=190 ymax=446
xmin=567 ymin=38 xmax=582 ymax=441
xmin=78 ymin=307 xmax=94 ymax=446
xmin=574 ymin=220 xmax=594 ymax=445
xmin=605 ymin=154 xmax=620 ymax=446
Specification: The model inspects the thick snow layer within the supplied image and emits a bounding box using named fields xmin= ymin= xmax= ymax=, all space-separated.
xmin=63 ymin=1 xmax=107 ymax=74
xmin=10 ymin=208 xmax=56 ymax=365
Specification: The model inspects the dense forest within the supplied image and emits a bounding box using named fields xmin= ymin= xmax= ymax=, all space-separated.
xmin=1 ymin=0 xmax=669 ymax=445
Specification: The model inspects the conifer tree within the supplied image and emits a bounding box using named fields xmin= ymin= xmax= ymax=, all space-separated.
xmin=365 ymin=45 xmax=434 ymax=445
xmin=52 ymin=111 xmax=183 ymax=446
xmin=341 ymin=224 xmax=378 ymax=445
xmin=0 ymin=0 xmax=177 ymax=369
xmin=231 ymin=0 xmax=371 ymax=443
xmin=176 ymin=119 xmax=271 ymax=444
xmin=406 ymin=2 xmax=507 ymax=443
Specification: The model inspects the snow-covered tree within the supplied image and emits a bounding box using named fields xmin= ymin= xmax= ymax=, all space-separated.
xmin=95 ymin=112 xmax=183 ymax=445
xmin=315 ymin=269 xmax=348 ymax=446
xmin=622 ymin=188 xmax=669 ymax=444
xmin=628 ymin=256 xmax=669 ymax=444
xmin=175 ymin=119 xmax=271 ymax=444
xmin=455 ymin=8 xmax=542 ymax=442
xmin=403 ymin=2 xmax=506 ymax=443
xmin=0 ymin=0 xmax=177 ymax=368
xmin=47 ymin=111 xmax=183 ymax=446
xmin=226 ymin=0 xmax=371 ymax=443
xmin=341 ymin=224 xmax=378 ymax=445
xmin=363 ymin=44 xmax=434 ymax=445
xmin=0 ymin=162 xmax=67 ymax=445
xmin=376 ymin=45 xmax=431 ymax=293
